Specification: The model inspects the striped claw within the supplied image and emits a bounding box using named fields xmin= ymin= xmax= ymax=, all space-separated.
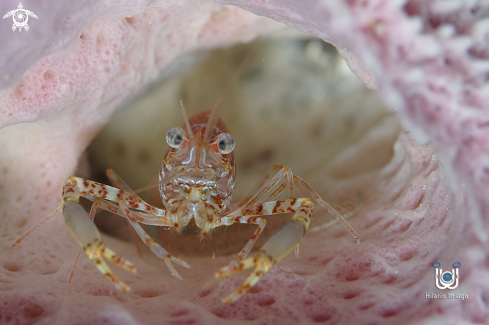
xmin=217 ymin=215 xmax=311 ymax=303
xmin=63 ymin=200 xmax=136 ymax=291
xmin=86 ymin=242 xmax=136 ymax=291
xmin=217 ymin=251 xmax=273 ymax=303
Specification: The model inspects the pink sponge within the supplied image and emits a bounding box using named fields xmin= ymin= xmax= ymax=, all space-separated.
xmin=0 ymin=0 xmax=488 ymax=324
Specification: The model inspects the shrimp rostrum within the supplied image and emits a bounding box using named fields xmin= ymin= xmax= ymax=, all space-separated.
xmin=13 ymin=65 xmax=360 ymax=305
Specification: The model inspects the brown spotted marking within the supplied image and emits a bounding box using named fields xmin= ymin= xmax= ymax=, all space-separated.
xmin=256 ymin=204 xmax=263 ymax=214
xmin=269 ymin=183 xmax=286 ymax=200
xmin=251 ymin=228 xmax=261 ymax=240
xmin=105 ymin=272 xmax=116 ymax=282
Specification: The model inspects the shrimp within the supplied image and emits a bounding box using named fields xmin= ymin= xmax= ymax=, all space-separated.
xmin=12 ymin=46 xmax=360 ymax=303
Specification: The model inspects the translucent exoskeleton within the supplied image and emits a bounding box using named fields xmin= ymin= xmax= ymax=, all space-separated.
xmin=12 ymin=49 xmax=360 ymax=303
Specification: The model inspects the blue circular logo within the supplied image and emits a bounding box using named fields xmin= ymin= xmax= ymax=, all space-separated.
xmin=432 ymin=261 xmax=441 ymax=268
xmin=442 ymin=272 xmax=453 ymax=282
xmin=453 ymin=261 xmax=461 ymax=268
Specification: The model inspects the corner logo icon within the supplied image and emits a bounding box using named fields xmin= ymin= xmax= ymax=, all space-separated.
xmin=433 ymin=261 xmax=461 ymax=290
xmin=2 ymin=3 xmax=38 ymax=32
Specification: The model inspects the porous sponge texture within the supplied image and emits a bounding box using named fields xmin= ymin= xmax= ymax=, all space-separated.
xmin=0 ymin=0 xmax=488 ymax=324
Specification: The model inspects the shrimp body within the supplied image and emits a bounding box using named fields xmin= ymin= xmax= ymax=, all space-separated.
xmin=159 ymin=111 xmax=236 ymax=238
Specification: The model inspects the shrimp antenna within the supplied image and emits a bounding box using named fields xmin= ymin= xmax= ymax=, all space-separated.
xmin=180 ymin=100 xmax=193 ymax=138
xmin=203 ymin=42 xmax=258 ymax=142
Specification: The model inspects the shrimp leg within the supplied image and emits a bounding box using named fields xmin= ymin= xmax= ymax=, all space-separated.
xmin=217 ymin=198 xmax=314 ymax=303
xmin=68 ymin=200 xmax=101 ymax=284
xmin=61 ymin=176 xmax=172 ymax=291
xmin=215 ymin=165 xmax=359 ymax=303
xmin=294 ymin=175 xmax=360 ymax=243
xmin=230 ymin=164 xmax=359 ymax=241
xmin=106 ymin=169 xmax=190 ymax=279
xmin=63 ymin=200 xmax=136 ymax=291
xmin=229 ymin=163 xmax=294 ymax=210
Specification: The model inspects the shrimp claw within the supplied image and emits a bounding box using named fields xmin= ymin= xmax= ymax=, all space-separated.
xmin=216 ymin=198 xmax=313 ymax=303
xmin=63 ymin=201 xmax=136 ymax=291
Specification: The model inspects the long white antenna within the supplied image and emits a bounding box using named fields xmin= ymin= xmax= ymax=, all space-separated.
xmin=180 ymin=100 xmax=193 ymax=138
xmin=203 ymin=43 xmax=258 ymax=142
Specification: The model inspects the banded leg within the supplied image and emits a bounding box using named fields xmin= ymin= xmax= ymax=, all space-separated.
xmin=106 ymin=169 xmax=190 ymax=279
xmin=106 ymin=168 xmax=147 ymax=258
xmin=10 ymin=200 xmax=137 ymax=289
xmin=225 ymin=164 xmax=358 ymax=265
xmin=215 ymin=165 xmax=359 ymax=302
xmin=230 ymin=164 xmax=294 ymax=211
xmin=216 ymin=198 xmax=314 ymax=303
xmin=217 ymin=216 xmax=267 ymax=274
xmin=118 ymin=201 xmax=190 ymax=279
xmin=61 ymin=176 xmax=172 ymax=291
xmin=84 ymin=197 xmax=171 ymax=226
xmin=68 ymin=200 xmax=101 ymax=284
xmin=63 ymin=201 xmax=136 ymax=291
xmin=229 ymin=165 xmax=360 ymax=243
xmin=227 ymin=165 xmax=295 ymax=219
xmin=222 ymin=171 xmax=298 ymax=269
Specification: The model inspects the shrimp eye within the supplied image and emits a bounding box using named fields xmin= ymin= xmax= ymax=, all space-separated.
xmin=217 ymin=133 xmax=235 ymax=154
xmin=166 ymin=127 xmax=187 ymax=149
